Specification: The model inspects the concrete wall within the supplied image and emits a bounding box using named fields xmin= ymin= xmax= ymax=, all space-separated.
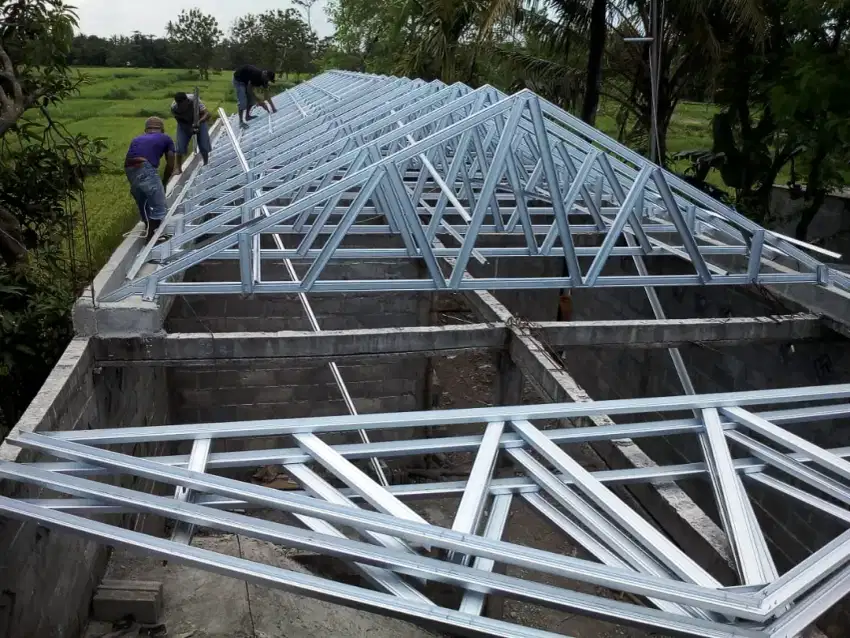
xmin=0 ymin=340 xmax=170 ymax=638
xmin=165 ymin=238 xmax=433 ymax=426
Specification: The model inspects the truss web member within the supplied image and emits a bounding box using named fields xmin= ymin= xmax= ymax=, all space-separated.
xmin=171 ymin=91 xmax=211 ymax=171
xmin=124 ymin=116 xmax=175 ymax=242
xmin=232 ymin=64 xmax=277 ymax=128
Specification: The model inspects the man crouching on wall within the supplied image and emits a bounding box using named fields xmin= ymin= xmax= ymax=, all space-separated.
xmin=124 ymin=116 xmax=175 ymax=242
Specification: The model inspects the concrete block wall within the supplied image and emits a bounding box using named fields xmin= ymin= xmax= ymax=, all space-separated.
xmin=165 ymin=235 xmax=433 ymax=426
xmin=0 ymin=339 xmax=171 ymax=638
xmin=168 ymin=358 xmax=428 ymax=425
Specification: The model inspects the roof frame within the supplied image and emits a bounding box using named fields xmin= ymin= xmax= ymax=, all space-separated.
xmin=104 ymin=71 xmax=849 ymax=302
xmin=2 ymin=385 xmax=850 ymax=637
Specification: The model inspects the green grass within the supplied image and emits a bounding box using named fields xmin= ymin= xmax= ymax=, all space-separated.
xmin=64 ymin=67 xmax=718 ymax=270
xmin=65 ymin=67 xmax=309 ymax=267
xmin=65 ymin=67 xmax=245 ymax=267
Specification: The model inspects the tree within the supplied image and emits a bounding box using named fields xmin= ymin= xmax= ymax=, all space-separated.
xmin=581 ymin=0 xmax=607 ymax=124
xmin=69 ymin=34 xmax=110 ymax=66
xmin=771 ymin=0 xmax=850 ymax=240
xmin=680 ymin=0 xmax=850 ymax=237
xmin=388 ymin=0 xmax=521 ymax=83
xmin=602 ymin=0 xmax=765 ymax=164
xmin=166 ymin=8 xmax=222 ymax=79
xmin=229 ymin=9 xmax=316 ymax=75
xmin=327 ymin=0 xmax=429 ymax=75
xmin=492 ymin=0 xmax=588 ymax=108
xmin=294 ymin=0 xmax=319 ymax=31
xmin=0 ymin=0 xmax=105 ymax=434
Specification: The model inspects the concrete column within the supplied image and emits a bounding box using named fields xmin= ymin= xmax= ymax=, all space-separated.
xmin=496 ymin=351 xmax=523 ymax=406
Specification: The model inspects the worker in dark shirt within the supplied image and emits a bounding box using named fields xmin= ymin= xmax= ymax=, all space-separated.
xmin=124 ymin=116 xmax=176 ymax=242
xmin=171 ymin=91 xmax=211 ymax=171
xmin=232 ymin=64 xmax=277 ymax=127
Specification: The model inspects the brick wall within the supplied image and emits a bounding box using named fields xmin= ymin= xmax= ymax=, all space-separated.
xmin=0 ymin=340 xmax=171 ymax=638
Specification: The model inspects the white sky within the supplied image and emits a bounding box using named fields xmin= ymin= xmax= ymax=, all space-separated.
xmin=72 ymin=0 xmax=335 ymax=39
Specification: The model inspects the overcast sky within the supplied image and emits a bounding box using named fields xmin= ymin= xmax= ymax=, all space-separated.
xmin=73 ymin=0 xmax=334 ymax=39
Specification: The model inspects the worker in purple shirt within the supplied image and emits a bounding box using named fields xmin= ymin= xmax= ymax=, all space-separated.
xmin=124 ymin=116 xmax=176 ymax=242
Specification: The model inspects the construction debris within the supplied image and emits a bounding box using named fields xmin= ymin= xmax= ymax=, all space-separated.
xmin=92 ymin=580 xmax=163 ymax=625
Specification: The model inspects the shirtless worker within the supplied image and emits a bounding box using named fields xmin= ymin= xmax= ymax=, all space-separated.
xmin=232 ymin=64 xmax=277 ymax=128
xmin=171 ymin=91 xmax=211 ymax=172
xmin=124 ymin=116 xmax=175 ymax=242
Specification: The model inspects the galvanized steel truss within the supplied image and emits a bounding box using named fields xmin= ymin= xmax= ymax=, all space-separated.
xmin=9 ymin=72 xmax=850 ymax=638
xmin=2 ymin=385 xmax=850 ymax=637
xmin=105 ymin=70 xmax=849 ymax=301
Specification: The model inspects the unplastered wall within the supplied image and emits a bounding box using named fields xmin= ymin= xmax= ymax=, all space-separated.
xmin=565 ymin=255 xmax=850 ymax=632
xmin=0 ymin=340 xmax=171 ymax=638
xmin=166 ymin=235 xmax=433 ymax=427
xmin=168 ymin=356 xmax=429 ymax=425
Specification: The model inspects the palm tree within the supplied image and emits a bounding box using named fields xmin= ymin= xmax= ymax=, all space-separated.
xmin=396 ymin=0 xmax=524 ymax=83
xmin=492 ymin=0 xmax=590 ymax=110
xmin=495 ymin=0 xmax=764 ymax=162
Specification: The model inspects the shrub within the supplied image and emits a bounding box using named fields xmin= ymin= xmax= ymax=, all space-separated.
xmin=103 ymin=87 xmax=134 ymax=100
xmin=135 ymin=108 xmax=167 ymax=118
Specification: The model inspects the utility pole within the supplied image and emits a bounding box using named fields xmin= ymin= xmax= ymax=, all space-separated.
xmin=624 ymin=0 xmax=662 ymax=164
xmin=649 ymin=0 xmax=660 ymax=164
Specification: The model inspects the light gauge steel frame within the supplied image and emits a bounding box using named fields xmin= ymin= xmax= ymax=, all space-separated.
xmin=1 ymin=385 xmax=850 ymax=637
xmin=104 ymin=71 xmax=850 ymax=301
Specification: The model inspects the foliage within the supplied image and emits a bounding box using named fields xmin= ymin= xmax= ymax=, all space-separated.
xmin=228 ymin=9 xmax=317 ymax=76
xmin=0 ymin=0 xmax=77 ymax=135
xmin=326 ymin=0 xmax=406 ymax=72
xmin=0 ymin=0 xmax=105 ymax=435
xmin=601 ymin=0 xmax=765 ymax=163
xmin=315 ymin=38 xmax=364 ymax=71
xmin=770 ymin=0 xmax=850 ymax=239
xmin=166 ymin=8 xmax=223 ymax=80
xmin=679 ymin=0 xmax=850 ymax=236
xmin=388 ymin=0 xmax=521 ymax=83
xmin=491 ymin=1 xmax=589 ymax=110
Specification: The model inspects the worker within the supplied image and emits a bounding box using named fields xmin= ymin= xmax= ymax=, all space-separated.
xmin=171 ymin=91 xmax=211 ymax=172
xmin=232 ymin=64 xmax=277 ymax=127
xmin=124 ymin=116 xmax=175 ymax=242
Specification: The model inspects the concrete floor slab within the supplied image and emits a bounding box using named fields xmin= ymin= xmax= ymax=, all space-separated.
xmin=84 ymin=533 xmax=443 ymax=638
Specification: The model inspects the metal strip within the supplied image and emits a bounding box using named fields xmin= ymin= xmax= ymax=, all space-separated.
xmin=0 ymin=497 xmax=565 ymax=638
xmin=449 ymin=421 xmax=505 ymax=565
xmin=702 ymin=409 xmax=774 ymax=585
xmin=35 ymin=384 xmax=850 ymax=444
xmin=510 ymin=419 xmax=720 ymax=588
xmin=458 ymin=493 xmax=513 ymax=616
